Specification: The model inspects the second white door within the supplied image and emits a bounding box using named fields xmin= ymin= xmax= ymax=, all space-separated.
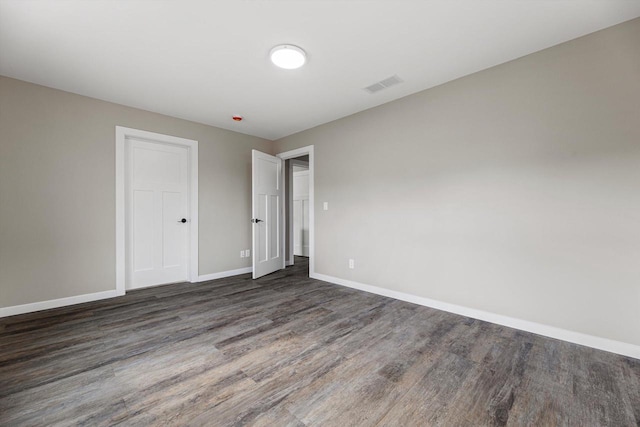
xmin=127 ymin=138 xmax=189 ymax=289
xmin=252 ymin=150 xmax=284 ymax=278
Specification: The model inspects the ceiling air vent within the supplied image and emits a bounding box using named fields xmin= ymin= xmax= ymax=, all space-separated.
xmin=364 ymin=75 xmax=403 ymax=94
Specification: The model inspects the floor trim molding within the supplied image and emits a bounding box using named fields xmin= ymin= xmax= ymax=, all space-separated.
xmin=310 ymin=272 xmax=640 ymax=360
xmin=197 ymin=267 xmax=253 ymax=282
xmin=0 ymin=290 xmax=122 ymax=318
xmin=1 ymin=267 xmax=254 ymax=318
xmin=4 ymin=267 xmax=636 ymax=359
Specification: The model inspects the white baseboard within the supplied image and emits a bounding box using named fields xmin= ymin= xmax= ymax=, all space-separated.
xmin=0 ymin=289 xmax=122 ymax=318
xmin=310 ymin=272 xmax=640 ymax=360
xmin=0 ymin=267 xmax=253 ymax=319
xmin=5 ymin=268 xmax=636 ymax=359
xmin=197 ymin=267 xmax=252 ymax=282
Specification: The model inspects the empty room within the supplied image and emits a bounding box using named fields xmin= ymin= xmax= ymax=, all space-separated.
xmin=1 ymin=1 xmax=639 ymax=426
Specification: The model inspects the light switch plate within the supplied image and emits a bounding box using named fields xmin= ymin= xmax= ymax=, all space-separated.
xmin=323 ymin=202 xmax=329 ymax=211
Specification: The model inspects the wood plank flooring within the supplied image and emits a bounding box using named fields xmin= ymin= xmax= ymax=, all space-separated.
xmin=1 ymin=257 xmax=638 ymax=426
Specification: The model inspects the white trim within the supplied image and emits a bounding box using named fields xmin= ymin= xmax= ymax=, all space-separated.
xmin=188 ymin=145 xmax=199 ymax=282
xmin=197 ymin=267 xmax=253 ymax=282
xmin=0 ymin=265 xmax=252 ymax=318
xmin=310 ymin=272 xmax=640 ymax=360
xmin=115 ymin=126 xmax=199 ymax=294
xmin=277 ymin=145 xmax=315 ymax=276
xmin=115 ymin=128 xmax=125 ymax=295
xmin=0 ymin=290 xmax=120 ymax=318
xmin=287 ymin=159 xmax=294 ymax=266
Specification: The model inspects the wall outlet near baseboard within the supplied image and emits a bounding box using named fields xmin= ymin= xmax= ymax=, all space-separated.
xmin=349 ymin=259 xmax=355 ymax=269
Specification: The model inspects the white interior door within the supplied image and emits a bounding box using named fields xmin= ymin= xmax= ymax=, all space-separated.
xmin=293 ymin=170 xmax=310 ymax=257
xmin=252 ymin=150 xmax=284 ymax=278
xmin=127 ymin=138 xmax=189 ymax=289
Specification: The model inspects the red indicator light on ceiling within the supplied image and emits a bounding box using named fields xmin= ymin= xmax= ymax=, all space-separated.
xmin=232 ymin=115 xmax=243 ymax=121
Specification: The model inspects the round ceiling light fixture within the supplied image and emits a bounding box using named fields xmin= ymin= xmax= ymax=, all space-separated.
xmin=270 ymin=44 xmax=306 ymax=70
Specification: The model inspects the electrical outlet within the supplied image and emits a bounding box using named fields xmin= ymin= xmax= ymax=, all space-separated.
xmin=349 ymin=259 xmax=355 ymax=269
xmin=240 ymin=251 xmax=245 ymax=258
xmin=245 ymin=249 xmax=250 ymax=257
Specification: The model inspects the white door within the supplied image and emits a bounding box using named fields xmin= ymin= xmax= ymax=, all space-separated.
xmin=127 ymin=139 xmax=189 ymax=289
xmin=293 ymin=170 xmax=310 ymax=257
xmin=252 ymin=150 xmax=284 ymax=278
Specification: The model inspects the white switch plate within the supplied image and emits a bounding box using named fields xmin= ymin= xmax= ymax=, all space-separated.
xmin=323 ymin=202 xmax=329 ymax=211
xmin=245 ymin=249 xmax=250 ymax=257
xmin=349 ymin=259 xmax=355 ymax=269
xmin=240 ymin=251 xmax=245 ymax=258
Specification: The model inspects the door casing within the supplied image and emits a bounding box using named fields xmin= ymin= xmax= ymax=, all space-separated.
xmin=115 ymin=126 xmax=198 ymax=295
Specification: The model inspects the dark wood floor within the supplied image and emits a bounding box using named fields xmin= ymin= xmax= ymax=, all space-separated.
xmin=1 ymin=257 xmax=638 ymax=426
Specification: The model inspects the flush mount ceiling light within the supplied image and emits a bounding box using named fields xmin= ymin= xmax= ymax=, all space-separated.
xmin=270 ymin=44 xmax=306 ymax=70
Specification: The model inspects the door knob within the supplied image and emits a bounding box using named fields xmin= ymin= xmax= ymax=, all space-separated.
xmin=251 ymin=218 xmax=263 ymax=223
xmin=180 ymin=218 xmax=187 ymax=223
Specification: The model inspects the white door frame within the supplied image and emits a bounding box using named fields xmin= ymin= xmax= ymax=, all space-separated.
xmin=115 ymin=126 xmax=198 ymax=295
xmin=277 ymin=145 xmax=314 ymax=276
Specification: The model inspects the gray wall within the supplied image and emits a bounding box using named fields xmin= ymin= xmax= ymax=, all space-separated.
xmin=0 ymin=76 xmax=271 ymax=307
xmin=274 ymin=19 xmax=640 ymax=347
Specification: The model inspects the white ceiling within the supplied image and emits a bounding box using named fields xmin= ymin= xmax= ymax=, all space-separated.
xmin=1 ymin=1 xmax=639 ymax=140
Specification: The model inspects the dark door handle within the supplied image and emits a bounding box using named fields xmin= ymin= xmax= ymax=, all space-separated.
xmin=251 ymin=218 xmax=263 ymax=223
xmin=180 ymin=218 xmax=187 ymax=223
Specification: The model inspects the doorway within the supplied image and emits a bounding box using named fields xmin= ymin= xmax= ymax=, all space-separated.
xmin=115 ymin=127 xmax=199 ymax=294
xmin=277 ymin=146 xmax=314 ymax=277
xmin=292 ymin=159 xmax=309 ymax=258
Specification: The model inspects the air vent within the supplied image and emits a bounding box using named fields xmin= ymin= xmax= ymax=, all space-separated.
xmin=364 ymin=75 xmax=403 ymax=94
xmin=364 ymin=82 xmax=386 ymax=94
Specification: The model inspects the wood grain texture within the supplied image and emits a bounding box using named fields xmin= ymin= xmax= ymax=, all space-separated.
xmin=1 ymin=257 xmax=638 ymax=426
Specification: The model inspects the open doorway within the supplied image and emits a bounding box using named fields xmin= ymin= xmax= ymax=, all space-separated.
xmin=291 ymin=158 xmax=309 ymax=258
xmin=277 ymin=146 xmax=314 ymax=278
